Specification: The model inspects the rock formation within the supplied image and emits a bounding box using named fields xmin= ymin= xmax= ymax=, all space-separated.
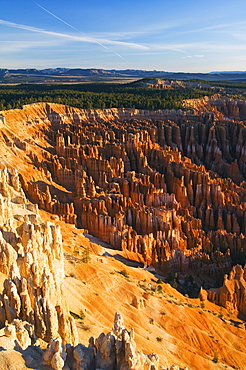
xmin=0 ymin=165 xmax=77 ymax=345
xmin=0 ymin=164 xmax=187 ymax=370
xmin=207 ymin=264 xmax=246 ymax=316
xmin=92 ymin=312 xmax=160 ymax=370
xmin=183 ymin=95 xmax=246 ymax=121
xmin=41 ymin=311 xmax=187 ymax=370
xmin=1 ymin=102 xmax=246 ymax=369
xmin=1 ymin=102 xmax=246 ymax=279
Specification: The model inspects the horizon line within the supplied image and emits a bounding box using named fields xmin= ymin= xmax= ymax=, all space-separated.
xmin=1 ymin=67 xmax=246 ymax=74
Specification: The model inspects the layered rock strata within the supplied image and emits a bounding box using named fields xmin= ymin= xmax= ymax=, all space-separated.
xmin=0 ymin=164 xmax=185 ymax=370
xmin=0 ymin=166 xmax=77 ymax=345
xmin=0 ymin=310 xmax=187 ymax=370
xmin=1 ymin=103 xmax=246 ymax=276
xmin=42 ymin=312 xmax=188 ymax=370
xmin=207 ymin=264 xmax=246 ymax=316
xmin=183 ymin=95 xmax=246 ymax=121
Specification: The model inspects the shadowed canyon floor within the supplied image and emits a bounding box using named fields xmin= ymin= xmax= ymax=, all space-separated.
xmin=0 ymin=101 xmax=246 ymax=369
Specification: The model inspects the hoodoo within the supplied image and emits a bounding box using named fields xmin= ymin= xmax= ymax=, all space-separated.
xmin=0 ymin=102 xmax=246 ymax=369
xmin=1 ymin=102 xmax=245 ymax=276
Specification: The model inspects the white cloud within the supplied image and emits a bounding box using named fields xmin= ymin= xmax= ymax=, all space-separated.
xmin=0 ymin=40 xmax=59 ymax=53
xmin=0 ymin=19 xmax=149 ymax=50
xmin=144 ymin=41 xmax=246 ymax=54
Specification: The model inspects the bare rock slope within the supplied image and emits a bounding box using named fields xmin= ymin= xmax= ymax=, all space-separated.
xmin=0 ymin=164 xmax=183 ymax=370
xmin=1 ymin=102 xmax=246 ymax=277
xmin=0 ymin=102 xmax=246 ymax=369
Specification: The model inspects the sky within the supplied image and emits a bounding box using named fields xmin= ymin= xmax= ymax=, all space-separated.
xmin=1 ymin=0 xmax=246 ymax=72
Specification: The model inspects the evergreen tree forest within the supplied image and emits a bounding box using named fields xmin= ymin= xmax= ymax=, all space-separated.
xmin=0 ymin=82 xmax=211 ymax=111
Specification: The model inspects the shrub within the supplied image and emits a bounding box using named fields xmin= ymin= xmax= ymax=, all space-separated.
xmin=166 ymin=272 xmax=174 ymax=283
xmin=172 ymin=279 xmax=178 ymax=289
xmin=70 ymin=311 xmax=80 ymax=320
xmin=73 ymin=246 xmax=79 ymax=256
xmin=81 ymin=247 xmax=91 ymax=263
xmin=218 ymin=307 xmax=224 ymax=319
xmin=70 ymin=310 xmax=86 ymax=324
xmin=119 ymin=269 xmax=129 ymax=278
xmin=79 ymin=310 xmax=86 ymax=322
xmin=69 ymin=271 xmax=77 ymax=278
xmin=212 ymin=352 xmax=219 ymax=363
xmin=200 ymin=302 xmax=205 ymax=310
xmin=184 ymin=275 xmax=194 ymax=285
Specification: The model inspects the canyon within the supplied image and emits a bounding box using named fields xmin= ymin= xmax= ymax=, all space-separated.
xmin=0 ymin=95 xmax=246 ymax=369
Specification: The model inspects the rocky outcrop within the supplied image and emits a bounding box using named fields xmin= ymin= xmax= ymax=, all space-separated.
xmin=0 ymin=311 xmax=186 ymax=370
xmin=208 ymin=97 xmax=246 ymax=120
xmin=137 ymin=78 xmax=219 ymax=93
xmin=93 ymin=312 xmax=159 ymax=370
xmin=43 ymin=337 xmax=67 ymax=370
xmin=183 ymin=95 xmax=246 ymax=121
xmin=2 ymin=103 xmax=246 ymax=278
xmin=0 ymin=166 xmax=77 ymax=345
xmin=41 ymin=312 xmax=187 ymax=370
xmin=0 ymin=165 xmax=173 ymax=369
xmin=207 ymin=264 xmax=246 ymax=316
xmin=0 ymin=319 xmax=35 ymax=351
xmin=42 ymin=104 xmax=246 ymax=275
xmin=2 ymin=102 xmax=246 ymax=369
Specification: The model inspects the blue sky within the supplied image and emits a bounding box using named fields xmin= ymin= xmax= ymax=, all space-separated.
xmin=1 ymin=0 xmax=246 ymax=72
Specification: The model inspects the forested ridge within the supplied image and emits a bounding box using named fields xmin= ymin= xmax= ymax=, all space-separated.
xmin=0 ymin=82 xmax=211 ymax=111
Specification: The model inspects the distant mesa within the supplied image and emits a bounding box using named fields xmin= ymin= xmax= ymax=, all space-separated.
xmin=2 ymin=67 xmax=246 ymax=82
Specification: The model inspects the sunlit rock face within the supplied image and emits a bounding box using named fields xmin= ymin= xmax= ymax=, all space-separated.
xmin=0 ymin=166 xmax=186 ymax=370
xmin=0 ymin=166 xmax=77 ymax=345
xmin=42 ymin=312 xmax=186 ymax=370
xmin=1 ymin=102 xmax=246 ymax=277
xmin=208 ymin=264 xmax=246 ymax=316
xmin=1 ymin=102 xmax=246 ymax=369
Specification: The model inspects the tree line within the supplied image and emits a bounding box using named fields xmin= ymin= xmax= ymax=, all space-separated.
xmin=0 ymin=82 xmax=212 ymax=111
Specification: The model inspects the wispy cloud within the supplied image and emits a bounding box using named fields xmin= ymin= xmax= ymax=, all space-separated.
xmin=182 ymin=54 xmax=205 ymax=59
xmin=0 ymin=40 xmax=58 ymax=53
xmin=0 ymin=19 xmax=149 ymax=50
xmin=144 ymin=41 xmax=246 ymax=54
xmin=232 ymin=32 xmax=246 ymax=41
xmin=182 ymin=20 xmax=246 ymax=35
xmin=146 ymin=43 xmax=189 ymax=53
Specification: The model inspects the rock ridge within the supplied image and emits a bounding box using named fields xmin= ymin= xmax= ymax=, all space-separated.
xmin=0 ymin=165 xmax=77 ymax=345
xmin=1 ymin=102 xmax=246 ymax=278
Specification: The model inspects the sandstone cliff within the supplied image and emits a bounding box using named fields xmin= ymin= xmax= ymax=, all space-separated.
xmin=0 ymin=99 xmax=246 ymax=368
xmin=0 ymin=165 xmax=77 ymax=346
xmin=0 ymin=164 xmax=186 ymax=370
xmin=207 ymin=264 xmax=246 ymax=317
xmin=1 ymin=102 xmax=246 ymax=280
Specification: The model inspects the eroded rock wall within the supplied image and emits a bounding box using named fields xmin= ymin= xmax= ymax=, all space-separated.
xmin=38 ymin=104 xmax=246 ymax=274
xmin=42 ymin=312 xmax=186 ymax=370
xmin=2 ymin=103 xmax=246 ymax=276
xmin=208 ymin=264 xmax=246 ymax=316
xmin=0 ymin=165 xmax=77 ymax=345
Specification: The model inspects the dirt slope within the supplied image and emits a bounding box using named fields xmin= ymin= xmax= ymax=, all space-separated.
xmin=1 ymin=103 xmax=246 ymax=369
xmin=40 ymin=211 xmax=246 ymax=370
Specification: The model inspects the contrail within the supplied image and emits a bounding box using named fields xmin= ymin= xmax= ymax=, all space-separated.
xmin=115 ymin=52 xmax=125 ymax=61
xmin=37 ymin=3 xmax=85 ymax=35
xmin=36 ymin=3 xmax=126 ymax=60
xmin=0 ymin=19 xmax=148 ymax=49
